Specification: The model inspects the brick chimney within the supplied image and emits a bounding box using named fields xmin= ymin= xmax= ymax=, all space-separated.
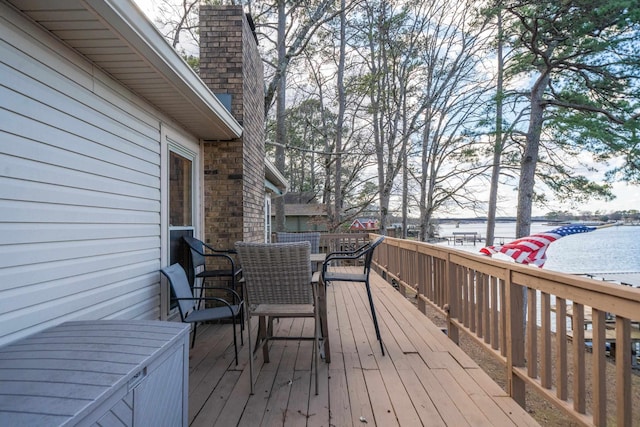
xmin=199 ymin=5 xmax=266 ymax=245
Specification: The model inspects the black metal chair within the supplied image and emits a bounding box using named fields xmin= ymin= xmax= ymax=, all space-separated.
xmin=321 ymin=236 xmax=386 ymax=355
xmin=183 ymin=236 xmax=242 ymax=292
xmin=160 ymin=263 xmax=244 ymax=364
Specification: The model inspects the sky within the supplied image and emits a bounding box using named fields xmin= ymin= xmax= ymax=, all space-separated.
xmin=132 ymin=0 xmax=640 ymax=217
xmin=133 ymin=0 xmax=157 ymax=20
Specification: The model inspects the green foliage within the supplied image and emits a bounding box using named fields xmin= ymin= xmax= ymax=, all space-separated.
xmin=182 ymin=53 xmax=199 ymax=72
xmin=266 ymin=98 xmax=337 ymax=196
xmin=495 ymin=0 xmax=640 ymax=203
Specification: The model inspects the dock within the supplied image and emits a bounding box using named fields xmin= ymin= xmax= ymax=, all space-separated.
xmin=582 ymin=272 xmax=640 ymax=288
xmin=445 ymin=232 xmax=480 ymax=246
xmin=552 ymin=303 xmax=640 ymax=366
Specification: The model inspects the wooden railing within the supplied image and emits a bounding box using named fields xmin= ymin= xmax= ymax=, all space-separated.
xmin=319 ymin=232 xmax=370 ymax=254
xmin=367 ymin=234 xmax=640 ymax=427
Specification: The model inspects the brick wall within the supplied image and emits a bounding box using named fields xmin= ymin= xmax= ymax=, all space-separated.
xmin=200 ymin=6 xmax=265 ymax=245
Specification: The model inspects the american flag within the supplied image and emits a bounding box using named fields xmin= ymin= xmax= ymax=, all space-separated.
xmin=479 ymin=224 xmax=596 ymax=267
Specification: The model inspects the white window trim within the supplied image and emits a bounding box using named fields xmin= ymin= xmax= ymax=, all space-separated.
xmin=160 ymin=123 xmax=202 ymax=319
xmin=264 ymin=194 xmax=272 ymax=243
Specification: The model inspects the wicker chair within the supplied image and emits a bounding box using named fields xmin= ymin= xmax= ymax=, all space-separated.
xmin=322 ymin=236 xmax=385 ymax=355
xmin=275 ymin=232 xmax=321 ymax=272
xmin=275 ymin=232 xmax=320 ymax=253
xmin=235 ymin=241 xmax=320 ymax=395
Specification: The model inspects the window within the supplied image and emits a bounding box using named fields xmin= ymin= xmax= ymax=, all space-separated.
xmin=169 ymin=151 xmax=193 ymax=227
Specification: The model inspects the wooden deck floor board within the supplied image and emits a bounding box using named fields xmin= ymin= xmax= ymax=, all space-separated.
xmin=371 ymin=272 xmax=478 ymax=370
xmin=407 ymin=353 xmax=471 ymax=427
xmin=305 ymin=360 xmax=330 ymax=427
xmin=187 ymin=267 xmax=538 ymax=426
xmin=258 ymin=319 xmax=303 ymax=426
xmin=190 ymin=369 xmax=240 ymax=427
xmin=396 ymin=366 xmax=447 ymax=427
xmin=340 ymin=274 xmax=381 ymax=370
xmin=363 ymin=369 xmax=399 ymax=426
xmin=432 ymin=369 xmax=494 ymax=426
xmin=326 ymin=364 xmax=350 ymax=426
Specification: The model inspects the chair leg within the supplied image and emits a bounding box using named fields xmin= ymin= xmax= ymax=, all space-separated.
xmin=233 ymin=275 xmax=246 ymax=335
xmin=364 ymin=280 xmax=385 ymax=356
xmin=232 ymin=316 xmax=238 ymax=366
xmin=314 ymin=313 xmax=319 ymax=395
xmin=239 ymin=312 xmax=244 ymax=346
xmin=319 ymin=281 xmax=331 ymax=363
xmin=190 ymin=323 xmax=198 ymax=349
xmin=263 ymin=317 xmax=273 ymax=363
xmin=247 ymin=312 xmax=254 ymax=395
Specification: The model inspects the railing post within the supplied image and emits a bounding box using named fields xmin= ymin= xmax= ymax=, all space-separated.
xmin=592 ymin=309 xmax=607 ymax=426
xmin=417 ymin=247 xmax=426 ymax=314
xmin=616 ymin=317 xmax=631 ymax=427
xmin=446 ymin=254 xmax=459 ymax=345
xmin=505 ymin=270 xmax=525 ymax=407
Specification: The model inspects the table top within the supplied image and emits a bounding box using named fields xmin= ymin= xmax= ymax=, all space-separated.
xmin=311 ymin=253 xmax=326 ymax=263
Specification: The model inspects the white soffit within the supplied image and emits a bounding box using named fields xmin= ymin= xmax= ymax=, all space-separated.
xmin=7 ymin=0 xmax=242 ymax=140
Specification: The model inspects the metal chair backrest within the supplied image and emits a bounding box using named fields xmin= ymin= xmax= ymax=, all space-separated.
xmin=183 ymin=236 xmax=207 ymax=269
xmin=275 ymin=232 xmax=320 ymax=254
xmin=362 ymin=236 xmax=385 ymax=277
xmin=160 ymin=263 xmax=196 ymax=319
xmin=235 ymin=241 xmax=313 ymax=306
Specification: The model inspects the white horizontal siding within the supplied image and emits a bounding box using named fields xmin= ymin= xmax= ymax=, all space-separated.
xmin=0 ymin=6 xmax=186 ymax=345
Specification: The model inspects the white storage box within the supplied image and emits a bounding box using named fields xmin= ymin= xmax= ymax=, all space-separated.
xmin=0 ymin=320 xmax=190 ymax=426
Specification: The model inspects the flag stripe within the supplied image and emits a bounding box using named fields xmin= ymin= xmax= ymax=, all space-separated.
xmin=479 ymin=224 xmax=596 ymax=268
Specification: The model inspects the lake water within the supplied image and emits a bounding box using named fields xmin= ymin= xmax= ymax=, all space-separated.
xmin=436 ymin=222 xmax=640 ymax=332
xmin=435 ymin=222 xmax=640 ymax=275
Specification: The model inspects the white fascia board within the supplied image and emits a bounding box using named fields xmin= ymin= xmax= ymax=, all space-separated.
xmin=265 ymin=158 xmax=288 ymax=193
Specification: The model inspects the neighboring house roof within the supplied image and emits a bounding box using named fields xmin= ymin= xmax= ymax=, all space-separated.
xmin=268 ymin=203 xmax=326 ymax=216
xmin=5 ymin=0 xmax=242 ymax=140
xmin=283 ymin=191 xmax=317 ymax=204
xmin=350 ymin=218 xmax=379 ymax=230
xmin=282 ymin=204 xmax=327 ymax=217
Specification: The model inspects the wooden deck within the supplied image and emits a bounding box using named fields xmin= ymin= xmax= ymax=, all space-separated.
xmin=187 ymin=267 xmax=539 ymax=426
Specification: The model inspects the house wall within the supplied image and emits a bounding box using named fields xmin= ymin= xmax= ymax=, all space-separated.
xmin=200 ymin=6 xmax=265 ymax=245
xmin=0 ymin=4 xmax=194 ymax=344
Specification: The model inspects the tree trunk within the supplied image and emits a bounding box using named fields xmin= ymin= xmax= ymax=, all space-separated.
xmin=485 ymin=11 xmax=504 ymax=246
xmin=401 ymin=95 xmax=408 ymax=239
xmin=334 ymin=0 xmax=346 ymax=230
xmin=515 ymin=71 xmax=550 ymax=238
xmin=419 ymin=108 xmax=431 ymax=242
xmin=274 ymin=0 xmax=286 ymax=232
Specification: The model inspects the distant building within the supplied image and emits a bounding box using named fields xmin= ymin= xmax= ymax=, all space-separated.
xmin=272 ymin=192 xmax=328 ymax=232
xmin=350 ymin=218 xmax=379 ymax=231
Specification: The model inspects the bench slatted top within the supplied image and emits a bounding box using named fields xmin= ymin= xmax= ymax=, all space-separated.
xmin=0 ymin=320 xmax=189 ymax=426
